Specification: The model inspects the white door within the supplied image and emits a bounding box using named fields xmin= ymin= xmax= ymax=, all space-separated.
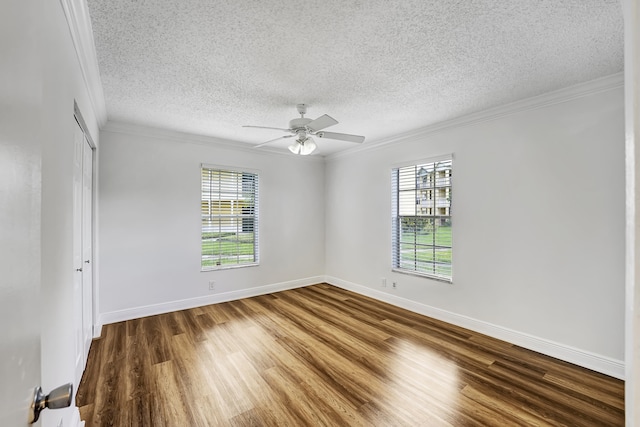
xmin=81 ymin=132 xmax=94 ymax=363
xmin=72 ymin=122 xmax=84 ymax=384
xmin=72 ymin=120 xmax=94 ymax=384
xmin=0 ymin=103 xmax=42 ymax=426
xmin=0 ymin=2 xmax=42 ymax=426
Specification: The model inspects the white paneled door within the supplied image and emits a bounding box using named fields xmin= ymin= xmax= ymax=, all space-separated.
xmin=72 ymin=119 xmax=94 ymax=386
xmin=81 ymin=128 xmax=94 ymax=365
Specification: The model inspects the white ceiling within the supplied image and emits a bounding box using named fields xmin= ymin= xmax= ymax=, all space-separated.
xmin=86 ymin=0 xmax=623 ymax=156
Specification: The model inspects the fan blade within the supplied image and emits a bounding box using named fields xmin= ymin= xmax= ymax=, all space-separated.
xmin=306 ymin=114 xmax=338 ymax=132
xmin=316 ymin=131 xmax=365 ymax=144
xmin=243 ymin=125 xmax=292 ymax=132
xmin=254 ymin=134 xmax=294 ymax=148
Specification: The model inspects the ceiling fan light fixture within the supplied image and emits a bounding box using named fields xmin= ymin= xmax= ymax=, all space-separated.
xmin=289 ymin=136 xmax=316 ymax=155
xmin=300 ymin=137 xmax=316 ymax=155
xmin=288 ymin=141 xmax=302 ymax=154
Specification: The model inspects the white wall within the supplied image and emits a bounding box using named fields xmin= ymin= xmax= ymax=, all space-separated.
xmin=39 ymin=1 xmax=101 ymax=427
xmin=325 ymin=84 xmax=625 ymax=372
xmin=98 ymin=126 xmax=325 ymax=319
xmin=96 ymin=80 xmax=625 ymax=378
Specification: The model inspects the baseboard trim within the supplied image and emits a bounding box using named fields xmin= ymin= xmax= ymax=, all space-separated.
xmin=97 ymin=275 xmax=624 ymax=379
xmin=71 ymin=406 xmax=84 ymax=427
xmin=324 ymin=276 xmax=625 ymax=380
xmin=92 ymin=323 xmax=103 ymax=339
xmin=98 ymin=276 xmax=323 ymax=327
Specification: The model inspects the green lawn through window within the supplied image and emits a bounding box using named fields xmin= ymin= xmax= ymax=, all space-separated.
xmin=202 ymin=232 xmax=255 ymax=267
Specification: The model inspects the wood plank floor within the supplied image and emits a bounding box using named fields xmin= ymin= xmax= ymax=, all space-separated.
xmin=77 ymin=284 xmax=624 ymax=426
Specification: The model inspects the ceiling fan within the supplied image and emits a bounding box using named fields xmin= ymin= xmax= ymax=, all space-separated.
xmin=243 ymin=104 xmax=365 ymax=155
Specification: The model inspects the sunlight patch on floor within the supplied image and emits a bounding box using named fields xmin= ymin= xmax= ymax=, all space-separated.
xmin=386 ymin=337 xmax=461 ymax=419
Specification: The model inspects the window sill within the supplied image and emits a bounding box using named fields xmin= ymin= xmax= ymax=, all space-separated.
xmin=392 ymin=268 xmax=453 ymax=284
xmin=201 ymin=262 xmax=259 ymax=272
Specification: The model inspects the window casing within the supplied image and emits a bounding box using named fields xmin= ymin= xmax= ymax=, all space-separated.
xmin=201 ymin=166 xmax=259 ymax=270
xmin=392 ymin=157 xmax=452 ymax=281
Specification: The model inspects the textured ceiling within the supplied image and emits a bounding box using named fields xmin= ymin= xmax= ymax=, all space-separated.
xmin=86 ymin=0 xmax=623 ymax=156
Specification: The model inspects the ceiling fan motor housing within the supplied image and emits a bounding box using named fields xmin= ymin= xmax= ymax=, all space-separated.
xmin=296 ymin=103 xmax=308 ymax=116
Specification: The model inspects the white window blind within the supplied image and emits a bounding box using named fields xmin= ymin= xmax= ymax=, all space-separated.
xmin=201 ymin=166 xmax=259 ymax=270
xmin=392 ymin=157 xmax=452 ymax=281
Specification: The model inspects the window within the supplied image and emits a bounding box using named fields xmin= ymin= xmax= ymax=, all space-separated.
xmin=392 ymin=157 xmax=452 ymax=281
xmin=201 ymin=166 xmax=259 ymax=270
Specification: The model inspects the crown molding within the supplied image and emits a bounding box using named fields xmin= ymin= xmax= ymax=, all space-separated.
xmin=328 ymin=72 xmax=624 ymax=161
xmin=59 ymin=0 xmax=107 ymax=127
xmin=102 ymin=121 xmax=325 ymax=162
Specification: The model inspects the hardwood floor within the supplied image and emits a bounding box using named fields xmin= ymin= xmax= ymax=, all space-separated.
xmin=77 ymin=284 xmax=624 ymax=426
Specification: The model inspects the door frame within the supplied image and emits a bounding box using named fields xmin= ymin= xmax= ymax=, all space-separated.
xmin=623 ymin=0 xmax=640 ymax=424
xmin=74 ymin=102 xmax=97 ymax=343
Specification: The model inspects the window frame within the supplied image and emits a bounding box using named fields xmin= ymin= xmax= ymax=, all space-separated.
xmin=391 ymin=155 xmax=453 ymax=283
xmin=200 ymin=164 xmax=260 ymax=271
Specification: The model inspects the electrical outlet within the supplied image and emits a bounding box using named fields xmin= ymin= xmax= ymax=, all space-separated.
xmin=392 ymin=281 xmax=397 ymax=289
xmin=208 ymin=280 xmax=216 ymax=291
xmin=381 ymin=277 xmax=387 ymax=287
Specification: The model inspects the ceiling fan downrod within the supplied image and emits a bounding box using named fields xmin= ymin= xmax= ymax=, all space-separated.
xmin=296 ymin=103 xmax=307 ymax=117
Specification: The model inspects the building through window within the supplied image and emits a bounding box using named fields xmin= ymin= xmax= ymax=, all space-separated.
xmin=201 ymin=166 xmax=259 ymax=270
xmin=392 ymin=157 xmax=452 ymax=281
